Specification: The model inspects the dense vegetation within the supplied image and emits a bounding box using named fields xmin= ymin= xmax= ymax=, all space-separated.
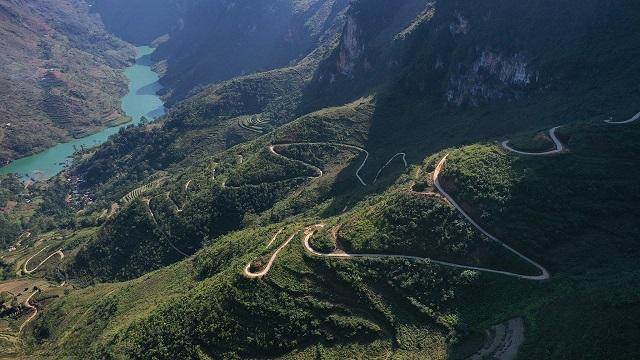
xmin=25 ymin=116 xmax=640 ymax=359
xmin=438 ymin=121 xmax=640 ymax=358
xmin=0 ymin=215 xmax=21 ymax=251
xmin=4 ymin=0 xmax=640 ymax=359
xmin=34 ymin=224 xmax=480 ymax=359
xmin=442 ymin=121 xmax=640 ymax=268
xmin=72 ymin=66 xmax=310 ymax=203
xmin=337 ymin=191 xmax=538 ymax=275
xmin=0 ymin=176 xmax=23 ymax=249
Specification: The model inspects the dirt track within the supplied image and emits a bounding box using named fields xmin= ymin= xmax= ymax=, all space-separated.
xmin=23 ymin=247 xmax=65 ymax=275
xmin=19 ymin=290 xmax=39 ymax=333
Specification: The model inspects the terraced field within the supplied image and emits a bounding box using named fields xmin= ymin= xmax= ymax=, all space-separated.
xmin=238 ymin=115 xmax=268 ymax=134
xmin=120 ymin=177 xmax=167 ymax=205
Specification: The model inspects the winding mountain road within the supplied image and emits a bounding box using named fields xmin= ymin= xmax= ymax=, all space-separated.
xmin=302 ymin=223 xmax=547 ymax=281
xmin=501 ymin=127 xmax=564 ymax=156
xmin=433 ymin=155 xmax=550 ymax=280
xmin=242 ymin=115 xmax=640 ymax=280
xmin=224 ymin=143 xmax=412 ymax=191
xmin=244 ymin=231 xmax=300 ymax=278
xmin=23 ymin=247 xmax=65 ymax=275
xmin=19 ymin=290 xmax=39 ymax=332
xmin=269 ymin=142 xmax=370 ymax=186
xmin=299 ymin=154 xmax=550 ymax=281
xmin=605 ymin=111 xmax=640 ymax=124
xmin=242 ymin=154 xmax=549 ymax=280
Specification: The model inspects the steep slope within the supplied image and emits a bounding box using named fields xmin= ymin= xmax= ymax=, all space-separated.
xmin=58 ymin=0 xmax=640 ymax=279
xmin=0 ymin=0 xmax=134 ymax=165
xmin=71 ymin=0 xmax=434 ymax=200
xmin=92 ymin=0 xmax=350 ymax=103
xmin=73 ymin=0 xmax=640 ymax=206
xmin=151 ymin=0 xmax=350 ymax=103
xmin=5 ymin=0 xmax=640 ymax=359
xmin=313 ymin=0 xmax=640 ymax=157
xmin=89 ymin=0 xmax=189 ymax=45
xmin=23 ymin=115 xmax=640 ymax=359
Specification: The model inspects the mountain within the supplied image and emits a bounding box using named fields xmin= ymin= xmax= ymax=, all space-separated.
xmin=153 ymin=0 xmax=351 ymax=103
xmin=92 ymin=0 xmax=350 ymax=103
xmin=0 ymin=0 xmax=134 ymax=165
xmin=2 ymin=0 xmax=640 ymax=359
xmin=89 ymin=0 xmax=189 ymax=45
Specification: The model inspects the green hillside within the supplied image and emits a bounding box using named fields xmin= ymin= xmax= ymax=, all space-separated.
xmin=16 ymin=116 xmax=640 ymax=359
xmin=2 ymin=0 xmax=640 ymax=359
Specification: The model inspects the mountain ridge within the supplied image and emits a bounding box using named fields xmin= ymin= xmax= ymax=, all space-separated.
xmin=1 ymin=0 xmax=640 ymax=359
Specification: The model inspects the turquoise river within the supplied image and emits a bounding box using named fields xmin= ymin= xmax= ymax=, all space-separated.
xmin=0 ymin=46 xmax=165 ymax=181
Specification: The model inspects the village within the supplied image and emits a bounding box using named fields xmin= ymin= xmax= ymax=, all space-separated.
xmin=63 ymin=175 xmax=95 ymax=209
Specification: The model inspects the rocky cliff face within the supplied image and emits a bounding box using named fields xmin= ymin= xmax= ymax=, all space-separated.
xmin=446 ymin=50 xmax=536 ymax=106
xmin=336 ymin=15 xmax=363 ymax=76
xmin=316 ymin=0 xmax=640 ymax=113
xmin=309 ymin=0 xmax=435 ymax=106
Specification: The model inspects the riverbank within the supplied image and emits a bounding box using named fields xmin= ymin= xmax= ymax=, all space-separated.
xmin=0 ymin=46 xmax=165 ymax=182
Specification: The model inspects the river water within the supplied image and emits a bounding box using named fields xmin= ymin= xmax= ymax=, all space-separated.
xmin=0 ymin=46 xmax=165 ymax=181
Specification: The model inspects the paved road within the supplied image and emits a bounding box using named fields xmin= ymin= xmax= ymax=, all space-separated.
xmin=605 ymin=111 xmax=640 ymax=124
xmin=300 ymin=155 xmax=550 ymax=281
xmin=269 ymin=142 xmax=369 ymax=186
xmin=302 ymin=224 xmax=547 ymax=280
xmin=225 ymin=143 xmax=410 ymax=190
xmin=501 ymin=127 xmax=564 ymax=156
xmin=433 ymin=155 xmax=550 ymax=280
